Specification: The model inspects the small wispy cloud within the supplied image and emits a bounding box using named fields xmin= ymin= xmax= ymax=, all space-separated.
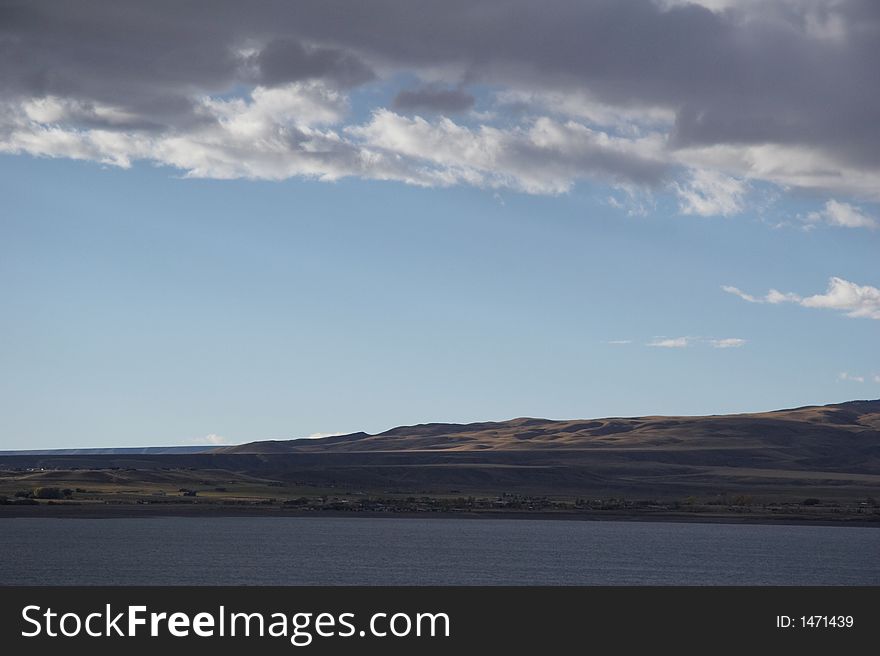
xmin=193 ymin=433 xmax=229 ymax=445
xmin=648 ymin=337 xmax=690 ymax=348
xmin=674 ymin=169 xmax=747 ymax=217
xmin=302 ymin=431 xmax=346 ymax=439
xmin=721 ymin=285 xmax=800 ymax=304
xmin=838 ymin=372 xmax=865 ymax=383
xmin=645 ymin=336 xmax=746 ymax=349
xmin=606 ymin=185 xmax=653 ymax=217
xmin=606 ymin=339 xmax=633 ymax=345
xmin=708 ymin=338 xmax=747 ymax=349
xmin=723 ymin=277 xmax=880 ymax=320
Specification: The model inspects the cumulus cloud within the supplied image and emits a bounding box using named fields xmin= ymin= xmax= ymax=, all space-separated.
xmin=1 ymin=0 xmax=880 ymax=204
xmin=805 ymin=200 xmax=878 ymax=229
xmin=1 ymin=83 xmax=429 ymax=184
xmin=724 ymin=277 xmax=880 ymax=320
xmin=799 ymin=278 xmax=880 ymax=319
xmin=0 ymin=84 xmax=671 ymax=192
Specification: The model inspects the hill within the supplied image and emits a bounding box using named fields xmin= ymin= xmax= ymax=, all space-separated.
xmin=2 ymin=400 xmax=878 ymax=520
xmin=219 ymin=399 xmax=880 ymax=457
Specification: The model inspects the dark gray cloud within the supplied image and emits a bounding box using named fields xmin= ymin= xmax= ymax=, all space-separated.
xmin=257 ymin=38 xmax=374 ymax=87
xmin=393 ymin=86 xmax=475 ymax=113
xmin=0 ymin=0 xmax=878 ymax=200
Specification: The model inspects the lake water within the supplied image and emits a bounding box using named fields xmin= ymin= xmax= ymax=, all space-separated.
xmin=1 ymin=517 xmax=877 ymax=585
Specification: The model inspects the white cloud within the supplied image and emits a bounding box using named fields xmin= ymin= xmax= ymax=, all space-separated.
xmin=643 ymin=336 xmax=748 ymax=349
xmin=2 ymin=83 xmax=877 ymax=217
xmin=348 ymin=110 xmax=668 ymax=194
xmin=800 ymin=278 xmax=880 ymax=319
xmin=721 ymin=285 xmax=760 ymax=303
xmin=674 ymin=169 xmax=748 ymax=217
xmin=201 ymin=82 xmax=348 ymax=131
xmin=24 ymin=96 xmax=143 ymax=127
xmin=806 ymin=200 xmax=877 ymax=229
xmin=302 ymin=432 xmax=346 ymax=439
xmin=724 ymin=277 xmax=880 ymax=320
xmin=874 ymin=375 xmax=880 ymax=384
xmin=0 ymin=116 xmax=152 ymax=169
xmin=4 ymin=1 xmax=880 ymax=210
xmin=764 ymin=289 xmax=803 ymax=304
xmin=648 ymin=337 xmax=690 ymax=348
xmin=0 ymin=83 xmax=431 ymax=185
xmin=2 ymin=69 xmax=878 ymax=217
xmin=672 ymin=141 xmax=880 ymax=203
xmin=1 ymin=83 xmax=355 ymax=179
xmin=722 ymin=285 xmax=800 ymax=304
xmin=709 ymin=338 xmax=747 ymax=348
xmin=838 ymin=372 xmax=865 ymax=383
xmin=606 ymin=339 xmax=633 ymax=345
xmin=1 ymin=92 xmax=670 ymax=195
xmin=606 ymin=184 xmax=655 ymax=216
xmin=193 ymin=434 xmax=229 ymax=445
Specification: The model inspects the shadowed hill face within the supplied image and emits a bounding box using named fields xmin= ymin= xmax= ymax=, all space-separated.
xmin=217 ymin=400 xmax=880 ymax=454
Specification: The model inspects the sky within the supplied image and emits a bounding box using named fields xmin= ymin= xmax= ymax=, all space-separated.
xmin=0 ymin=0 xmax=878 ymax=449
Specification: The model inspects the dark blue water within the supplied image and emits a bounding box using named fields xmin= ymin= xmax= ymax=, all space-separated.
xmin=1 ymin=517 xmax=877 ymax=585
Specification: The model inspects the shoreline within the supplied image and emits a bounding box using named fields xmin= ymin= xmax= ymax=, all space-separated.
xmin=2 ymin=504 xmax=878 ymax=528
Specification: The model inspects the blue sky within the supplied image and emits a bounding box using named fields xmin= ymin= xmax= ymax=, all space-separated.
xmin=1 ymin=152 xmax=876 ymax=449
xmin=0 ymin=1 xmax=878 ymax=448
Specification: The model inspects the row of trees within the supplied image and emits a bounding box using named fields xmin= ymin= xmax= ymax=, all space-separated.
xmin=12 ymin=487 xmax=74 ymax=500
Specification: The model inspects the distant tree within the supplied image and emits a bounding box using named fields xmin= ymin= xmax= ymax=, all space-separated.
xmin=802 ymin=498 xmax=821 ymax=506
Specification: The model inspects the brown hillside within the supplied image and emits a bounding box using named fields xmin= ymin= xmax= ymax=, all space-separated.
xmin=219 ymin=400 xmax=880 ymax=454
